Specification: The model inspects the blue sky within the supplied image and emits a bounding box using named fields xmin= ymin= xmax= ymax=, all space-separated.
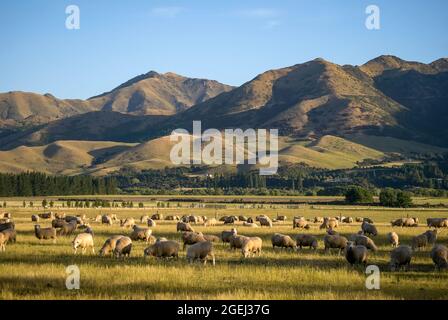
xmin=1 ymin=0 xmax=447 ymax=99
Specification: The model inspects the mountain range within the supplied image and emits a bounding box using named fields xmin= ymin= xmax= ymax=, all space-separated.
xmin=1 ymin=55 xmax=447 ymax=175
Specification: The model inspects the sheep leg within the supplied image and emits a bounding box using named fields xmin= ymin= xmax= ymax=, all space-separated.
xmin=91 ymin=247 xmax=95 ymax=254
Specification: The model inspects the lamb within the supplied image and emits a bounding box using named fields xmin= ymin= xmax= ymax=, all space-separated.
xmin=387 ymin=232 xmax=399 ymax=247
xmin=203 ymin=234 xmax=220 ymax=243
xmin=182 ymin=232 xmax=206 ymax=250
xmin=361 ymin=221 xmax=378 ymax=236
xmin=353 ymin=235 xmax=378 ymax=252
xmin=293 ymin=217 xmax=310 ymax=229
xmin=204 ymin=218 xmax=217 ymax=227
xmin=258 ymin=216 xmax=273 ymax=228
xmin=144 ymin=240 xmax=180 ymax=259
xmin=271 ymin=233 xmax=296 ymax=250
xmin=147 ymin=219 xmax=156 ymax=227
xmin=99 ymin=235 xmax=125 ymax=256
xmin=390 ymin=245 xmax=412 ymax=271
xmin=186 ymin=241 xmax=216 ymax=266
xmin=177 ymin=221 xmax=194 ymax=233
xmin=430 ymin=245 xmax=448 ymax=270
xmin=130 ymin=225 xmax=152 ymax=243
xmin=295 ymin=234 xmax=318 ymax=250
xmin=101 ymin=215 xmax=113 ymax=225
xmin=120 ymin=217 xmax=135 ymax=228
xmin=229 ymin=235 xmax=250 ymax=250
xmin=241 ymin=237 xmax=263 ymax=258
xmin=34 ymin=225 xmax=57 ymax=243
xmin=427 ymin=218 xmax=448 ymax=228
xmin=140 ymin=215 xmax=150 ymax=224
xmin=411 ymin=234 xmax=428 ymax=251
xmin=31 ymin=214 xmax=39 ymax=222
xmin=221 ymin=228 xmax=237 ymax=243
xmin=151 ymin=213 xmax=164 ymax=221
xmin=58 ymin=220 xmax=77 ymax=236
xmin=72 ymin=232 xmax=94 ymax=255
xmin=320 ymin=218 xmax=338 ymax=230
xmin=345 ymin=243 xmax=368 ymax=266
xmin=243 ymin=222 xmax=258 ymax=228
xmin=324 ymin=234 xmax=348 ymax=254
xmin=1 ymin=228 xmax=16 ymax=244
xmin=113 ymin=236 xmax=132 ymax=258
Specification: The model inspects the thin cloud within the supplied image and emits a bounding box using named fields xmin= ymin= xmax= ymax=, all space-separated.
xmin=238 ymin=8 xmax=279 ymax=18
xmin=151 ymin=6 xmax=183 ymax=18
xmin=264 ymin=20 xmax=281 ymax=30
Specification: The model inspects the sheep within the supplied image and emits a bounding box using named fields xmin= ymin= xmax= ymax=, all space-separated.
xmin=219 ymin=216 xmax=228 ymax=222
xmin=361 ymin=221 xmax=378 ymax=236
xmin=1 ymin=228 xmax=16 ymax=244
xmin=355 ymin=217 xmax=364 ymax=223
xmin=353 ymin=235 xmax=378 ymax=252
xmin=203 ymin=234 xmax=220 ymax=243
xmin=147 ymin=219 xmax=156 ymax=227
xmin=230 ymin=235 xmax=250 ymax=250
xmin=0 ymin=218 xmax=10 ymax=224
xmin=130 ymin=225 xmax=152 ymax=243
xmin=320 ymin=218 xmax=338 ymax=230
xmin=181 ymin=232 xmax=206 ymax=250
xmin=277 ymin=215 xmax=287 ymax=221
xmin=38 ymin=212 xmax=54 ymax=220
xmin=423 ymin=230 xmax=438 ymax=245
xmin=295 ymin=234 xmax=318 ymax=250
xmin=120 ymin=217 xmax=135 ymax=228
xmin=52 ymin=218 xmax=66 ymax=228
xmin=412 ymin=234 xmax=428 ymax=251
xmin=186 ymin=241 xmax=215 ymax=266
xmin=140 ymin=215 xmax=150 ymax=224
xmin=3 ymin=212 xmax=11 ymax=219
xmin=58 ymin=220 xmax=77 ymax=236
xmin=258 ymin=216 xmax=273 ymax=228
xmin=113 ymin=236 xmax=132 ymax=258
xmin=241 ymin=237 xmax=263 ymax=258
xmin=165 ymin=215 xmax=180 ymax=221
xmin=99 ymin=235 xmax=125 ymax=256
xmin=363 ymin=217 xmax=374 ymax=224
xmin=342 ymin=217 xmax=353 ymax=224
xmin=0 ymin=221 xmax=15 ymax=232
xmin=34 ymin=225 xmax=57 ymax=243
xmin=0 ymin=233 xmax=6 ymax=252
xmin=238 ymin=215 xmax=248 ymax=222
xmin=390 ymin=245 xmax=412 ymax=271
xmin=151 ymin=213 xmax=164 ymax=221
xmin=314 ymin=217 xmax=324 ymax=223
xmin=430 ymin=245 xmax=448 ymax=270
xmin=387 ymin=232 xmax=399 ymax=247
xmin=246 ymin=217 xmax=254 ymax=223
xmin=271 ymin=233 xmax=296 ymax=250
xmin=144 ymin=240 xmax=180 ymax=259
xmin=221 ymin=228 xmax=237 ymax=243
xmin=427 ymin=218 xmax=448 ymax=228
xmin=72 ymin=232 xmax=95 ymax=255
xmin=293 ymin=217 xmax=310 ymax=229
xmin=324 ymin=234 xmax=348 ymax=254
xmin=345 ymin=243 xmax=368 ymax=266
xmin=204 ymin=218 xmax=217 ymax=226
xmin=31 ymin=214 xmax=40 ymax=222
xmin=326 ymin=228 xmax=339 ymax=236
xmin=243 ymin=222 xmax=258 ymax=228
xmin=391 ymin=218 xmax=405 ymax=227
xmin=224 ymin=216 xmax=237 ymax=224
xmin=177 ymin=221 xmax=194 ymax=233
xmin=101 ymin=215 xmax=113 ymax=225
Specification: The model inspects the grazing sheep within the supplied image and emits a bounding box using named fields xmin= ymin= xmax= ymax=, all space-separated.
xmin=345 ymin=243 xmax=368 ymax=266
xmin=238 ymin=215 xmax=248 ymax=222
xmin=326 ymin=228 xmax=339 ymax=236
xmin=72 ymin=232 xmax=94 ymax=255
xmin=243 ymin=222 xmax=258 ymax=228
xmin=31 ymin=215 xmax=39 ymax=222
xmin=151 ymin=213 xmax=164 ymax=221
xmin=241 ymin=237 xmax=263 ymax=258
xmin=363 ymin=217 xmax=374 ymax=224
xmin=293 ymin=217 xmax=310 ymax=229
xmin=355 ymin=217 xmax=363 ymax=223
xmin=277 ymin=215 xmax=287 ymax=221
xmin=412 ymin=234 xmax=428 ymax=251
xmin=387 ymin=232 xmax=399 ymax=247
xmin=324 ymin=234 xmax=348 ymax=254
xmin=257 ymin=216 xmax=273 ymax=228
xmin=101 ymin=215 xmax=113 ymax=225
xmin=177 ymin=221 xmax=194 ymax=233
xmin=1 ymin=228 xmax=16 ymax=244
xmin=0 ymin=233 xmax=6 ymax=252
xmin=295 ymin=234 xmax=318 ymax=250
xmin=203 ymin=234 xmax=220 ymax=243
xmin=140 ymin=215 xmax=150 ymax=224
xmin=427 ymin=218 xmax=448 ymax=228
xmin=430 ymin=245 xmax=448 ymax=270
xmin=58 ymin=221 xmax=77 ymax=236
xmin=147 ymin=219 xmax=156 ymax=227
xmin=342 ymin=217 xmax=353 ymax=224
xmin=38 ymin=212 xmax=54 ymax=220
xmin=224 ymin=216 xmax=237 ymax=224
xmin=52 ymin=218 xmax=66 ymax=228
xmin=34 ymin=225 xmax=57 ymax=242
xmin=361 ymin=221 xmax=378 ymax=236
xmin=113 ymin=236 xmax=132 ymax=258
xmin=271 ymin=233 xmax=296 ymax=250
xmin=203 ymin=218 xmax=217 ymax=227
xmin=246 ymin=217 xmax=254 ymax=224
xmin=390 ymin=245 xmax=412 ymax=271
xmin=423 ymin=230 xmax=438 ymax=245
xmin=182 ymin=232 xmax=206 ymax=250
xmin=165 ymin=215 xmax=180 ymax=221
xmin=186 ymin=241 xmax=216 ymax=266
xmin=99 ymin=235 xmax=125 ymax=256
xmin=230 ymin=235 xmax=250 ymax=250
xmin=144 ymin=240 xmax=180 ymax=259
xmin=320 ymin=218 xmax=338 ymax=230
xmin=353 ymin=235 xmax=378 ymax=251
xmin=314 ymin=217 xmax=324 ymax=223
xmin=391 ymin=218 xmax=406 ymax=227
xmin=0 ymin=221 xmax=14 ymax=232
xmin=221 ymin=228 xmax=237 ymax=243
xmin=130 ymin=225 xmax=152 ymax=243
xmin=219 ymin=216 xmax=228 ymax=222
xmin=120 ymin=217 xmax=135 ymax=228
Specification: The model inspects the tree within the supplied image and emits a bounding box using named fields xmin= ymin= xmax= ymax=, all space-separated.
xmin=396 ymin=191 xmax=413 ymax=208
xmin=138 ymin=202 xmax=144 ymax=208
xmin=42 ymin=199 xmax=48 ymax=207
xmin=49 ymin=201 xmax=54 ymax=208
xmin=379 ymin=188 xmax=396 ymax=207
xmin=345 ymin=187 xmax=373 ymax=204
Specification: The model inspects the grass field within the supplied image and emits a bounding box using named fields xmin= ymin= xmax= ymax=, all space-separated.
xmin=1 ymin=201 xmax=448 ymax=300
